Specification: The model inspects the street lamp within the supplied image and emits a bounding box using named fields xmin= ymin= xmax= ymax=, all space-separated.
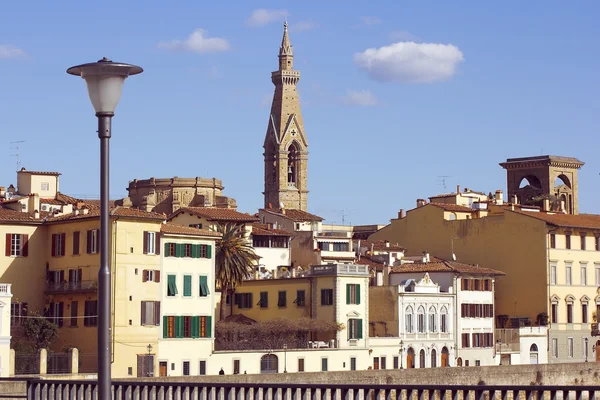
xmin=67 ymin=58 xmax=142 ymax=400
xmin=585 ymin=338 xmax=589 ymax=362
xmin=147 ymin=344 xmax=153 ymax=376
xmin=283 ymin=343 xmax=288 ymax=373
xmin=399 ymin=340 xmax=404 ymax=369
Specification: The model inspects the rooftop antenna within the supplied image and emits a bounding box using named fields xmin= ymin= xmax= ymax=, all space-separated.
xmin=10 ymin=140 xmax=26 ymax=171
xmin=437 ymin=175 xmax=450 ymax=191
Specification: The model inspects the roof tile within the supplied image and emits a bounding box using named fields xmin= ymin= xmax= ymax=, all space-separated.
xmin=251 ymin=223 xmax=293 ymax=236
xmin=390 ymin=260 xmax=505 ymax=276
xmin=161 ymin=223 xmax=221 ymax=238
xmin=173 ymin=207 xmax=259 ymax=222
xmin=262 ymin=208 xmax=324 ymax=222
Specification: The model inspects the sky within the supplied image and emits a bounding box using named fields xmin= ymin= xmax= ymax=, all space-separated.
xmin=1 ymin=1 xmax=599 ymax=226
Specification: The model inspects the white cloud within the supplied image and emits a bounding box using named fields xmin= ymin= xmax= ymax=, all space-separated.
xmin=291 ymin=21 xmax=317 ymax=32
xmin=157 ymin=29 xmax=230 ymax=54
xmin=0 ymin=45 xmax=27 ymax=60
xmin=360 ymin=16 xmax=382 ymax=26
xmin=389 ymin=31 xmax=421 ymax=42
xmin=354 ymin=41 xmax=464 ymax=84
xmin=247 ymin=9 xmax=288 ymax=27
xmin=342 ymin=90 xmax=378 ymax=106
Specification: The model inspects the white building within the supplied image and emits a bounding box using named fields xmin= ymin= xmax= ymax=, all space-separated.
xmin=157 ymin=223 xmax=220 ymax=377
xmin=250 ymin=223 xmax=292 ymax=277
xmin=0 ymin=284 xmax=11 ymax=377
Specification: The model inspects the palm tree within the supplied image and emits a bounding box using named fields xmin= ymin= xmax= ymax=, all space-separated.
xmin=214 ymin=223 xmax=260 ymax=320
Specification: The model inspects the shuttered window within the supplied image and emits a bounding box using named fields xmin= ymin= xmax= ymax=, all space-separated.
xmin=199 ymin=276 xmax=210 ymax=297
xmin=167 ymin=275 xmax=178 ymax=296
xmin=183 ymin=275 xmax=192 ymax=297
xmin=346 ymin=284 xmax=360 ymax=305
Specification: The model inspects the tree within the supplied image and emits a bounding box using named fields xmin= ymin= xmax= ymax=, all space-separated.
xmin=214 ymin=223 xmax=260 ymax=320
xmin=11 ymin=312 xmax=59 ymax=353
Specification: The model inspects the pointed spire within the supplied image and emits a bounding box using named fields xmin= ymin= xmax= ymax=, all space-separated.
xmin=280 ymin=21 xmax=293 ymax=57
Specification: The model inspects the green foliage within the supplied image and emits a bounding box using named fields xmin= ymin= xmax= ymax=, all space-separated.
xmin=11 ymin=312 xmax=59 ymax=353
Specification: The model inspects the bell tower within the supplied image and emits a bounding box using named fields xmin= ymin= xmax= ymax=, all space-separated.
xmin=263 ymin=22 xmax=309 ymax=211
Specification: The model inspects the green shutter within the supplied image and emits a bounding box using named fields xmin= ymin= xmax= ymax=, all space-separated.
xmin=191 ymin=244 xmax=198 ymax=258
xmin=164 ymin=243 xmax=170 ymax=256
xmin=183 ymin=275 xmax=192 ymax=297
xmin=167 ymin=275 xmax=178 ymax=296
xmin=357 ymin=319 xmax=363 ymax=339
xmin=191 ymin=316 xmax=199 ymax=338
xmin=206 ymin=316 xmax=212 ymax=338
xmin=346 ymin=284 xmax=351 ymax=304
xmin=206 ymin=245 xmax=212 ymax=259
xmin=163 ymin=316 xmax=168 ymax=338
xmin=175 ymin=243 xmax=182 ymax=257
xmin=199 ymin=276 xmax=209 ymax=296
xmin=175 ymin=316 xmax=184 ymax=338
xmin=356 ymin=284 xmax=361 ymax=305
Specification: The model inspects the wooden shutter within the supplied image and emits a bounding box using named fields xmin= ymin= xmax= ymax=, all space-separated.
xmin=164 ymin=243 xmax=170 ymax=256
xmin=162 ymin=316 xmax=169 ymax=338
xmin=142 ymin=270 xmax=149 ymax=282
xmin=206 ymin=316 xmax=212 ymax=338
xmin=86 ymin=231 xmax=92 ymax=254
xmin=22 ymin=234 xmax=28 ymax=257
xmin=206 ymin=245 xmax=212 ymax=259
xmin=58 ymin=302 xmax=64 ymax=327
xmin=176 ymin=316 xmax=184 ymax=338
xmin=61 ymin=233 xmax=66 ymax=256
xmin=175 ymin=243 xmax=182 ymax=258
xmin=94 ymin=230 xmax=100 ymax=252
xmin=154 ymin=302 xmax=160 ymax=326
xmin=5 ymin=234 xmax=10 ymax=256
xmin=356 ymin=319 xmax=363 ymax=339
xmin=155 ymin=271 xmax=161 ymax=283
xmin=71 ymin=301 xmax=78 ymax=327
xmin=355 ymin=284 xmax=361 ymax=305
xmin=155 ymin=234 xmax=161 ymax=255
xmin=51 ymin=234 xmax=57 ymax=257
xmin=184 ymin=275 xmax=192 ymax=297
xmin=77 ymin=268 xmax=82 ymax=282
xmin=141 ymin=302 xmax=147 ymax=325
xmin=59 ymin=270 xmax=65 ymax=283
xmin=191 ymin=316 xmax=199 ymax=338
xmin=191 ymin=244 xmax=198 ymax=259
xmin=143 ymin=231 xmax=148 ymax=254
xmin=346 ymin=284 xmax=351 ymax=304
xmin=73 ymin=231 xmax=80 ymax=255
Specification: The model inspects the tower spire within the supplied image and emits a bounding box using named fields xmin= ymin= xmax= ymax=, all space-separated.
xmin=279 ymin=21 xmax=293 ymax=70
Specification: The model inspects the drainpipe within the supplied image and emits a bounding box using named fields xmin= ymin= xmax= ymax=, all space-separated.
xmin=454 ymin=274 xmax=459 ymax=366
xmin=546 ymin=227 xmax=557 ymax=352
xmin=111 ymin=218 xmax=119 ymax=363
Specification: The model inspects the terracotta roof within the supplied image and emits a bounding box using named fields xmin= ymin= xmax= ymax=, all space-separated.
xmin=161 ymin=223 xmax=221 ymax=238
xmin=172 ymin=207 xmax=259 ymax=222
xmin=0 ymin=208 xmax=43 ymax=223
xmin=429 ymin=203 xmax=475 ymax=213
xmin=261 ymin=208 xmax=324 ymax=222
xmin=402 ymin=255 xmax=444 ymax=263
xmin=321 ymin=255 xmax=356 ymax=261
xmin=17 ymin=169 xmax=61 ymax=176
xmin=40 ymin=198 xmax=65 ymax=205
xmin=356 ymin=257 xmax=385 ymax=271
xmin=355 ymin=239 xmax=405 ymax=252
xmin=251 ymin=223 xmax=293 ymax=236
xmin=511 ymin=210 xmax=600 ymax=230
xmin=222 ymin=314 xmax=256 ymax=325
xmin=0 ymin=197 xmax=25 ymax=204
xmin=46 ymin=206 xmax=166 ymax=223
xmin=390 ymin=259 xmax=505 ymax=276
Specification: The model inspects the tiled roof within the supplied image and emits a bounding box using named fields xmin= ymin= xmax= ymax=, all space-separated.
xmin=0 ymin=197 xmax=24 ymax=204
xmin=355 ymin=239 xmax=405 ymax=252
xmin=40 ymin=198 xmax=65 ymax=205
xmin=429 ymin=203 xmax=475 ymax=213
xmin=390 ymin=259 xmax=505 ymax=276
xmin=0 ymin=208 xmax=43 ymax=223
xmin=356 ymin=257 xmax=385 ymax=271
xmin=222 ymin=314 xmax=256 ymax=325
xmin=17 ymin=169 xmax=61 ymax=176
xmin=321 ymin=255 xmax=356 ymax=261
xmin=46 ymin=206 xmax=166 ymax=222
xmin=262 ymin=208 xmax=324 ymax=222
xmin=173 ymin=207 xmax=259 ymax=222
xmin=512 ymin=210 xmax=600 ymax=230
xmin=251 ymin=223 xmax=293 ymax=236
xmin=161 ymin=223 xmax=221 ymax=238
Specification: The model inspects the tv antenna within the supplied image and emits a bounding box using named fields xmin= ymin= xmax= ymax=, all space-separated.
xmin=437 ymin=175 xmax=450 ymax=191
xmin=10 ymin=141 xmax=26 ymax=171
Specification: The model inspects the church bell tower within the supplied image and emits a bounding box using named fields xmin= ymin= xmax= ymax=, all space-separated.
xmin=263 ymin=22 xmax=309 ymax=211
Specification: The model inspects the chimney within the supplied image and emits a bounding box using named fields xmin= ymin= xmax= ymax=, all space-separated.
xmin=376 ymin=270 xmax=384 ymax=286
xmin=33 ymin=209 xmax=40 ymax=219
xmin=291 ymin=267 xmax=296 ymax=278
xmin=385 ymin=240 xmax=390 ymax=248
xmin=28 ymin=194 xmax=40 ymax=215
xmin=416 ymin=199 xmax=426 ymax=208
xmin=82 ymin=207 xmax=89 ymax=215
xmin=456 ymin=185 xmax=461 ymax=194
xmin=560 ymin=200 xmax=566 ymax=213
xmin=266 ymin=223 xmax=273 ymax=230
xmin=398 ymin=209 xmax=405 ymax=219
xmin=543 ymin=199 xmax=550 ymax=212
xmin=74 ymin=209 xmax=80 ymax=216
xmin=422 ymin=251 xmax=430 ymax=263
xmin=494 ymin=190 xmax=503 ymax=205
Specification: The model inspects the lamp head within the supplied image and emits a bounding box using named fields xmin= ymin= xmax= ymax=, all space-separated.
xmin=67 ymin=57 xmax=143 ymax=115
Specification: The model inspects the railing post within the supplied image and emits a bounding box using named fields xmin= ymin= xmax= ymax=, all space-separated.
xmin=68 ymin=348 xmax=79 ymax=375
xmin=38 ymin=349 xmax=47 ymax=376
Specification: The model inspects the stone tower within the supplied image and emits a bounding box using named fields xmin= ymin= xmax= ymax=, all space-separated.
xmin=499 ymin=155 xmax=584 ymax=214
xmin=263 ymin=22 xmax=309 ymax=211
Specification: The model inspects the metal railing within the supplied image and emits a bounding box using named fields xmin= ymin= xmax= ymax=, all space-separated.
xmin=44 ymin=280 xmax=97 ymax=294
xmin=17 ymin=380 xmax=600 ymax=400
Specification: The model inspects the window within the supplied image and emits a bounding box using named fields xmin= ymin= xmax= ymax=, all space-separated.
xmin=233 ymin=359 xmax=240 ymax=375
xmin=551 ymin=302 xmax=558 ymax=323
xmin=596 ymin=236 xmax=600 ymax=251
xmin=184 ymin=244 xmax=192 ymax=258
xmin=68 ymin=268 xmax=82 ymax=283
xmin=321 ymin=289 xmax=333 ymax=306
xmin=550 ymin=233 xmax=556 ymax=249
xmin=141 ymin=301 xmax=160 ymax=326
xmin=167 ymin=275 xmax=178 ymax=296
xmin=461 ymin=333 xmax=470 ymax=348
xmin=416 ymin=306 xmax=426 ymax=333
xmin=321 ymin=358 xmax=328 ymax=372
xmin=428 ymin=307 xmax=437 ymax=332
xmin=483 ymin=279 xmax=491 ymax=291
xmin=405 ymin=306 xmax=414 ymax=333
xmin=73 ymin=231 xmax=80 ymax=255
xmin=235 ymin=293 xmax=253 ymax=309
xmin=253 ymin=236 xmax=269 ymax=248
xmin=272 ymin=237 xmax=288 ymax=248
xmin=350 ymin=357 xmax=356 ymax=371
xmin=84 ymin=300 xmax=98 ymax=327
xmin=70 ymin=301 xmax=78 ymax=327
xmin=582 ymin=303 xmax=589 ymax=324
xmin=184 ymin=316 xmax=192 ymax=337
xmin=568 ymin=338 xmax=574 ymax=357
xmin=298 ymin=358 xmax=305 ymax=372
xmin=5 ymin=233 xmax=28 ymax=257
xmin=431 ymin=349 xmax=437 ymax=368
xmin=566 ymin=234 xmax=571 ymax=250
xmin=163 ymin=315 xmax=212 ymax=339
xmin=143 ymin=231 xmax=159 ymax=255
xmin=164 ymin=243 xmax=212 ymax=258
xmin=596 ymin=263 xmax=600 ymax=286
xmin=51 ymin=233 xmax=66 ymax=257
xmin=11 ymin=302 xmax=28 ymax=325
xmin=294 ymin=290 xmax=305 ymax=307
xmin=278 ymin=291 xmax=287 ymax=307
xmin=182 ymin=361 xmax=190 ymax=376
xmin=440 ymin=307 xmax=448 ymax=333
xmin=259 ymin=291 xmax=268 ymax=308
xmin=48 ymin=302 xmax=64 ymax=327
xmin=393 ymin=356 xmax=399 ymax=369
xmin=332 ymin=242 xmax=349 ymax=252
xmin=581 ymin=263 xmax=588 ymax=285
xmin=567 ymin=302 xmax=573 ymax=324
xmin=183 ymin=275 xmax=192 ymax=297
xmin=474 ymin=280 xmax=481 ymax=291
xmin=199 ymin=361 xmax=206 ymax=375
xmin=142 ymin=270 xmax=160 ymax=283
xmin=189 ymin=224 xmax=203 ymax=229
xmin=166 ymin=243 xmax=176 ymax=257
xmin=380 ymin=356 xmax=387 ymax=370
xmin=460 ymin=303 xmax=494 ymax=318
xmin=552 ymin=338 xmax=558 ymax=357
xmin=318 ymin=242 xmax=330 ymax=251
xmin=199 ymin=276 xmax=209 ymax=297
xmin=347 ymin=318 xmax=363 ymax=340
xmin=566 ymin=263 xmax=572 ymax=285
xmin=550 ymin=262 xmax=557 ymax=285
xmin=581 ymin=233 xmax=587 ymax=250
xmin=41 ymin=182 xmax=49 ymax=191
xmin=86 ymin=229 xmax=100 ymax=254
xmin=346 ymin=284 xmax=360 ymax=305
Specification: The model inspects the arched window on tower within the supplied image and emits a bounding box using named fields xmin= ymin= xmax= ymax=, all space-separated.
xmin=287 ymin=142 xmax=299 ymax=187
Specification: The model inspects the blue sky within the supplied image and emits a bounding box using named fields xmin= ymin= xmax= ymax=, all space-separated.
xmin=1 ymin=1 xmax=599 ymax=225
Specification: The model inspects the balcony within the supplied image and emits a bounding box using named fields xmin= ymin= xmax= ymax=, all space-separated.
xmin=45 ymin=280 xmax=97 ymax=294
xmin=0 ymin=284 xmax=12 ymax=296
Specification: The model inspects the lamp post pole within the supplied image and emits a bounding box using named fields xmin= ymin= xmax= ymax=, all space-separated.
xmin=585 ymin=338 xmax=589 ymax=362
xmin=399 ymin=340 xmax=404 ymax=369
xmin=283 ymin=343 xmax=288 ymax=373
xmin=67 ymin=58 xmax=142 ymax=400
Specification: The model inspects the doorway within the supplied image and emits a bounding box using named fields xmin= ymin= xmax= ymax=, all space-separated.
xmin=441 ymin=347 xmax=449 ymax=367
xmin=159 ymin=361 xmax=167 ymax=377
xmin=596 ymin=341 xmax=600 ymax=362
xmin=406 ymin=348 xmax=415 ymax=368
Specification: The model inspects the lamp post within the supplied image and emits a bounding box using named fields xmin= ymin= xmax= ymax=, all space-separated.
xmin=585 ymin=338 xmax=589 ymax=362
xmin=147 ymin=344 xmax=153 ymax=376
xmin=67 ymin=58 xmax=142 ymax=400
xmin=497 ymin=339 xmax=502 ymax=365
xmin=283 ymin=343 xmax=288 ymax=373
xmin=399 ymin=340 xmax=404 ymax=369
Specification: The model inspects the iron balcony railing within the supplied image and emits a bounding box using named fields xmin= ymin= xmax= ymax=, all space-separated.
xmin=14 ymin=379 xmax=600 ymax=400
xmin=44 ymin=280 xmax=97 ymax=294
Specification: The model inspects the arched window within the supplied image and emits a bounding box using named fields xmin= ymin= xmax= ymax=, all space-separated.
xmin=405 ymin=306 xmax=414 ymax=333
xmin=406 ymin=347 xmax=415 ymax=369
xmin=431 ymin=348 xmax=437 ymax=368
xmin=287 ymin=142 xmax=299 ymax=186
xmin=440 ymin=306 xmax=448 ymax=333
xmin=456 ymin=357 xmax=463 ymax=367
xmin=448 ymin=213 xmax=457 ymax=221
xmin=529 ymin=344 xmax=539 ymax=364
xmin=428 ymin=306 xmax=437 ymax=332
xmin=441 ymin=346 xmax=449 ymax=367
xmin=260 ymin=354 xmax=278 ymax=374
xmin=417 ymin=306 xmax=425 ymax=333
xmin=419 ymin=349 xmax=426 ymax=368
